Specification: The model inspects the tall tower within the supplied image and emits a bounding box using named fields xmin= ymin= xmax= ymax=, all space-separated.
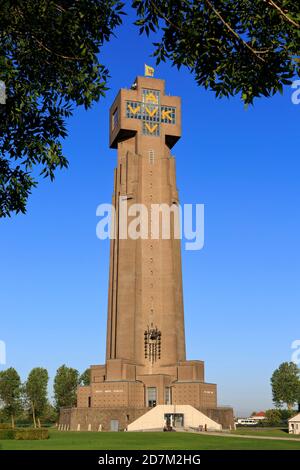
xmin=106 ymin=76 xmax=185 ymax=373
xmin=62 ymin=75 xmax=234 ymax=431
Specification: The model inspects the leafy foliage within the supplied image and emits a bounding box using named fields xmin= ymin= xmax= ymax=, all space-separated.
xmin=0 ymin=428 xmax=15 ymax=439
xmin=0 ymin=428 xmax=49 ymax=440
xmin=0 ymin=422 xmax=13 ymax=429
xmin=271 ymin=362 xmax=300 ymax=409
xmin=79 ymin=368 xmax=91 ymax=386
xmin=1 ymin=1 xmax=300 ymax=216
xmin=13 ymin=428 xmax=49 ymax=440
xmin=0 ymin=368 xmax=22 ymax=428
xmin=0 ymin=0 xmax=124 ymax=216
xmin=132 ymin=0 xmax=300 ymax=104
xmin=265 ymin=408 xmax=282 ymax=425
xmin=40 ymin=402 xmax=58 ymax=425
xmin=25 ymin=368 xmax=49 ymax=428
xmin=53 ymin=364 xmax=79 ymax=411
xmin=280 ymin=408 xmax=298 ymax=422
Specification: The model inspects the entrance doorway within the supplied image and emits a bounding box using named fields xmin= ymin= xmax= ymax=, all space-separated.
xmin=110 ymin=420 xmax=119 ymax=432
xmin=147 ymin=387 xmax=157 ymax=407
xmin=164 ymin=413 xmax=184 ymax=428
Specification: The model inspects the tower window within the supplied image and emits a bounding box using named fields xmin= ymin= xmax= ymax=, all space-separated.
xmin=147 ymin=387 xmax=157 ymax=407
xmin=161 ymin=106 xmax=176 ymax=124
xmin=143 ymin=121 xmax=160 ymax=136
xmin=142 ymin=89 xmax=160 ymax=104
xmin=112 ymin=108 xmax=119 ymax=130
xmin=149 ymin=150 xmax=155 ymax=165
xmin=165 ymin=387 xmax=171 ymax=405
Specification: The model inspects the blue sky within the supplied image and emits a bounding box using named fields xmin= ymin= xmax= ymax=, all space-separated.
xmin=1 ymin=7 xmax=300 ymax=417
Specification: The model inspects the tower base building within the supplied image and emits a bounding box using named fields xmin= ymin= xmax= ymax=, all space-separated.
xmin=59 ymin=360 xmax=234 ymax=431
xmin=59 ymin=75 xmax=234 ymax=431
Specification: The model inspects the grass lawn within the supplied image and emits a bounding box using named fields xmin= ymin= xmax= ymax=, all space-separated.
xmin=232 ymin=427 xmax=300 ymax=439
xmin=1 ymin=430 xmax=300 ymax=450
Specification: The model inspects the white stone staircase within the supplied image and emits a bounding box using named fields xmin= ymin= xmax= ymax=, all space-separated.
xmin=127 ymin=405 xmax=222 ymax=432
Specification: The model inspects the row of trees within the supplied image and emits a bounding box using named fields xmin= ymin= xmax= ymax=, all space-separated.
xmin=265 ymin=408 xmax=296 ymax=426
xmin=0 ymin=365 xmax=90 ymax=428
xmin=251 ymin=409 xmax=297 ymax=425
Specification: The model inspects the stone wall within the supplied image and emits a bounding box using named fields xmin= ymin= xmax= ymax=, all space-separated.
xmin=200 ymin=407 xmax=235 ymax=430
xmin=172 ymin=382 xmax=217 ymax=409
xmin=59 ymin=405 xmax=234 ymax=431
xmin=59 ymin=407 xmax=149 ymax=432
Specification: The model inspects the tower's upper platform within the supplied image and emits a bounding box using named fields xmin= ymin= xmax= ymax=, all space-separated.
xmin=109 ymin=76 xmax=181 ymax=149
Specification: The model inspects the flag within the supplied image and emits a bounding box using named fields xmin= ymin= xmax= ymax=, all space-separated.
xmin=145 ymin=64 xmax=155 ymax=77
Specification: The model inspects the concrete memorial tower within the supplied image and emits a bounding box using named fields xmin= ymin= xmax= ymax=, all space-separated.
xmin=59 ymin=74 xmax=234 ymax=432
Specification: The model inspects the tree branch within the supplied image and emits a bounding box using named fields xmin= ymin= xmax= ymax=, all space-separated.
xmin=31 ymin=35 xmax=84 ymax=61
xmin=149 ymin=0 xmax=269 ymax=62
xmin=149 ymin=0 xmax=182 ymax=32
xmin=264 ymin=0 xmax=300 ymax=29
xmin=53 ymin=3 xmax=67 ymax=14
xmin=203 ymin=0 xmax=266 ymax=62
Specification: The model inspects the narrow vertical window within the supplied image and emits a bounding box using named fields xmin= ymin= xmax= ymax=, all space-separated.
xmin=165 ymin=387 xmax=171 ymax=405
xmin=112 ymin=107 xmax=119 ymax=130
xmin=147 ymin=387 xmax=157 ymax=407
xmin=148 ymin=149 xmax=155 ymax=165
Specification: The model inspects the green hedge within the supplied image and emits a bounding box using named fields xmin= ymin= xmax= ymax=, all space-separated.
xmin=0 ymin=429 xmax=14 ymax=439
xmin=14 ymin=429 xmax=49 ymax=440
xmin=0 ymin=428 xmax=49 ymax=440
xmin=0 ymin=423 xmax=12 ymax=429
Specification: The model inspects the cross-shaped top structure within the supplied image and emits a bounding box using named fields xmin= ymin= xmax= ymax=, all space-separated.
xmin=109 ymin=76 xmax=181 ymax=149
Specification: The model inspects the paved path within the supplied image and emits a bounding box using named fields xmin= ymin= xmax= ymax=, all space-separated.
xmin=202 ymin=431 xmax=300 ymax=442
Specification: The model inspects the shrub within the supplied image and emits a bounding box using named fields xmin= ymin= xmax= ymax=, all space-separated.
xmin=0 ymin=428 xmax=49 ymax=440
xmin=14 ymin=428 xmax=49 ymax=440
xmin=265 ymin=409 xmax=282 ymax=426
xmin=280 ymin=409 xmax=297 ymax=423
xmin=0 ymin=429 xmax=14 ymax=439
xmin=0 ymin=423 xmax=12 ymax=429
